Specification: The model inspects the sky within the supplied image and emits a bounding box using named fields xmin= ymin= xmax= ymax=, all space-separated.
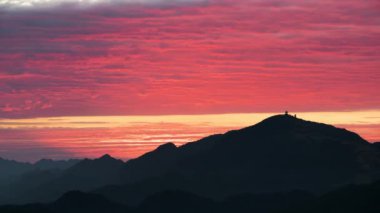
xmin=0 ymin=0 xmax=379 ymax=161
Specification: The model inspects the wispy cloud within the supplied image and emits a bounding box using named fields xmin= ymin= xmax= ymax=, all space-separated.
xmin=0 ymin=0 xmax=204 ymax=10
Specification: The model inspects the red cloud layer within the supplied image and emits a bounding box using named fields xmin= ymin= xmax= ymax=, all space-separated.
xmin=1 ymin=0 xmax=380 ymax=162
xmin=1 ymin=0 xmax=380 ymax=118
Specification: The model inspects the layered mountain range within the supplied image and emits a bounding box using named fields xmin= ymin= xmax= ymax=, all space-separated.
xmin=1 ymin=114 xmax=379 ymax=212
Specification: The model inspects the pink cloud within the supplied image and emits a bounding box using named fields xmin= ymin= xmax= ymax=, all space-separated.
xmin=0 ymin=0 xmax=379 ymax=118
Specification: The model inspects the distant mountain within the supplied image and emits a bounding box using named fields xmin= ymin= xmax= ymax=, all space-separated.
xmin=0 ymin=158 xmax=32 ymax=184
xmin=0 ymin=158 xmax=80 ymax=184
xmin=60 ymin=154 xmax=125 ymax=189
xmin=0 ymin=158 xmax=81 ymax=205
xmin=2 ymin=154 xmax=125 ymax=204
xmin=1 ymin=114 xmax=380 ymax=206
xmin=34 ymin=159 xmax=80 ymax=170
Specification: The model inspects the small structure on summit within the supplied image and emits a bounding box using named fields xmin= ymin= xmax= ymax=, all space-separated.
xmin=285 ymin=111 xmax=298 ymax=118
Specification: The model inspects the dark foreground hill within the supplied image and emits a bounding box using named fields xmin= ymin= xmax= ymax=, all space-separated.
xmin=1 ymin=180 xmax=379 ymax=213
xmin=1 ymin=114 xmax=380 ymax=206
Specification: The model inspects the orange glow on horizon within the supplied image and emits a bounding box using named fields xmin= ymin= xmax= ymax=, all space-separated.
xmin=1 ymin=110 xmax=379 ymax=162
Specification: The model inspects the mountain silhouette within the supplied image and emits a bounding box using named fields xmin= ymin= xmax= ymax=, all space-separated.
xmin=122 ymin=142 xmax=179 ymax=182
xmin=0 ymin=155 xmax=124 ymax=204
xmin=373 ymin=142 xmax=380 ymax=150
xmin=61 ymin=154 xmax=124 ymax=188
xmin=34 ymin=159 xmax=80 ymax=170
xmin=103 ymin=114 xmax=380 ymax=203
xmin=29 ymin=154 xmax=124 ymax=203
xmin=1 ymin=180 xmax=379 ymax=213
xmin=51 ymin=191 xmax=128 ymax=213
xmin=0 ymin=158 xmax=32 ymax=184
xmin=0 ymin=158 xmax=81 ymax=204
xmin=1 ymin=114 xmax=379 ymax=206
xmin=0 ymin=158 xmax=79 ymax=184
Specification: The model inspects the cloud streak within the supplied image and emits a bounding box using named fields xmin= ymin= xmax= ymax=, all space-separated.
xmin=1 ymin=111 xmax=380 ymax=161
xmin=0 ymin=0 xmax=204 ymax=10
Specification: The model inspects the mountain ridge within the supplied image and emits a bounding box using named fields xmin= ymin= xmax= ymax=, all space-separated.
xmin=1 ymin=180 xmax=379 ymax=213
xmin=1 ymin=114 xmax=379 ymax=206
xmin=95 ymin=114 xmax=380 ymax=204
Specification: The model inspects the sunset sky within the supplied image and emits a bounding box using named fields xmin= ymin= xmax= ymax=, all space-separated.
xmin=1 ymin=0 xmax=379 ymax=162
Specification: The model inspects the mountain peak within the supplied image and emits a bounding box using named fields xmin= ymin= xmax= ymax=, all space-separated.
xmin=244 ymin=114 xmax=367 ymax=145
xmin=260 ymin=114 xmax=301 ymax=123
xmin=248 ymin=114 xmax=308 ymax=131
xmin=156 ymin=142 xmax=177 ymax=152
xmin=99 ymin=154 xmax=113 ymax=160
